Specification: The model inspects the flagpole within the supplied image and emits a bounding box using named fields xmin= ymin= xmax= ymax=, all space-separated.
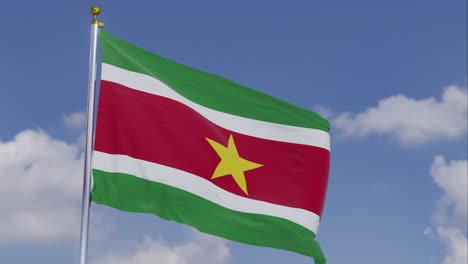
xmin=79 ymin=6 xmax=103 ymax=264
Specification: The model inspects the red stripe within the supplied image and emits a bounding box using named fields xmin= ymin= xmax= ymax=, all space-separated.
xmin=95 ymin=81 xmax=330 ymax=216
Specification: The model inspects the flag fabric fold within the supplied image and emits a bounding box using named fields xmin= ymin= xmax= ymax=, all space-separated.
xmin=92 ymin=31 xmax=330 ymax=263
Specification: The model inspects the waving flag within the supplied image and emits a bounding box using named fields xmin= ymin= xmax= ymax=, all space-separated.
xmin=92 ymin=31 xmax=330 ymax=263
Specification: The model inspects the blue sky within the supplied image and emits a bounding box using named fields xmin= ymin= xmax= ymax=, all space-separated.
xmin=0 ymin=1 xmax=466 ymax=264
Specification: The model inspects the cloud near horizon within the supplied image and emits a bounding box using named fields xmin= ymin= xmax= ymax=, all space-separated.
xmin=429 ymin=156 xmax=467 ymax=264
xmin=0 ymin=129 xmax=84 ymax=243
xmin=0 ymin=111 xmax=104 ymax=244
xmin=94 ymin=232 xmax=230 ymax=264
xmin=333 ymin=85 xmax=467 ymax=144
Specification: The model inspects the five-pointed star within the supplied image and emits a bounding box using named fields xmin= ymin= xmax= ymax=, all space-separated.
xmin=205 ymin=135 xmax=263 ymax=195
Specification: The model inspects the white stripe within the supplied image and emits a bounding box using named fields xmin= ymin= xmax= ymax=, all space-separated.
xmin=93 ymin=151 xmax=321 ymax=233
xmin=101 ymin=64 xmax=330 ymax=151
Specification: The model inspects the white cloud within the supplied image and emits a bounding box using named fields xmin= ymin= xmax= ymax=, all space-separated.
xmin=429 ymin=156 xmax=467 ymax=264
xmin=333 ymin=85 xmax=467 ymax=144
xmin=437 ymin=227 xmax=467 ymax=264
xmin=0 ymin=129 xmax=84 ymax=243
xmin=63 ymin=111 xmax=86 ymax=130
xmin=95 ymin=232 xmax=230 ymax=264
xmin=431 ymin=156 xmax=468 ymax=227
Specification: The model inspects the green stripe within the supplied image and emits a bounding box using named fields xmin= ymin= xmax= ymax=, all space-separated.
xmin=100 ymin=31 xmax=330 ymax=132
xmin=91 ymin=169 xmax=326 ymax=263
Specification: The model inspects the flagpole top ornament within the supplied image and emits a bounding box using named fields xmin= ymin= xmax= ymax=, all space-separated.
xmin=91 ymin=6 xmax=100 ymax=16
xmin=90 ymin=6 xmax=104 ymax=28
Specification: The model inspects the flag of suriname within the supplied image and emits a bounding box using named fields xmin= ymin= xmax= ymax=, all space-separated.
xmin=92 ymin=31 xmax=330 ymax=264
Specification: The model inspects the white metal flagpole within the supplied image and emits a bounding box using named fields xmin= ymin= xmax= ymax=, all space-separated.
xmin=79 ymin=6 xmax=103 ymax=264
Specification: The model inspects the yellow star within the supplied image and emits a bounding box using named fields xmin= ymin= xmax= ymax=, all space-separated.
xmin=205 ymin=135 xmax=263 ymax=195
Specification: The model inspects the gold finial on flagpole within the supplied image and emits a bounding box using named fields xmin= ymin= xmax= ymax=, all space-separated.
xmin=90 ymin=6 xmax=100 ymax=23
xmin=90 ymin=6 xmax=104 ymax=28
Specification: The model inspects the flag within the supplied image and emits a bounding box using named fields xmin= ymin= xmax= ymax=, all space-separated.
xmin=92 ymin=31 xmax=330 ymax=263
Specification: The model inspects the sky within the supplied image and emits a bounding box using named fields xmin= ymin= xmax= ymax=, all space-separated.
xmin=0 ymin=1 xmax=466 ymax=264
